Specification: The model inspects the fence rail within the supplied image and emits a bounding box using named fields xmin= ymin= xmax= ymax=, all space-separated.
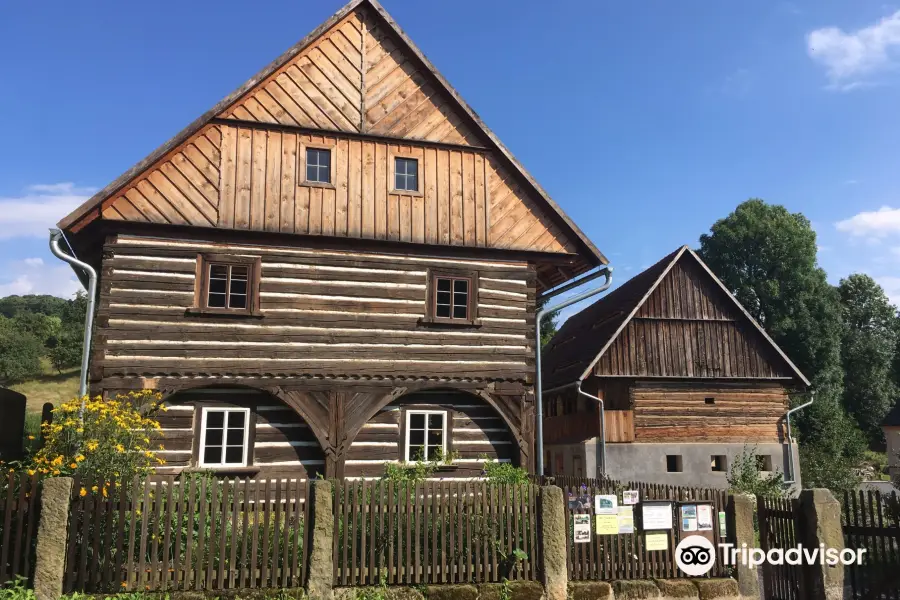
xmin=0 ymin=473 xmax=41 ymax=586
xmin=758 ymin=495 xmax=803 ymax=600
xmin=842 ymin=489 xmax=900 ymax=600
xmin=63 ymin=475 xmax=309 ymax=594
xmin=332 ymin=480 xmax=540 ymax=586
xmin=545 ymin=476 xmax=729 ymax=581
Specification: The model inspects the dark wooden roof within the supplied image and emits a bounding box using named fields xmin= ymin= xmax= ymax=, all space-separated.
xmin=542 ymin=245 xmax=810 ymax=388
xmin=883 ymin=403 xmax=900 ymax=427
xmin=56 ymin=0 xmax=606 ymax=279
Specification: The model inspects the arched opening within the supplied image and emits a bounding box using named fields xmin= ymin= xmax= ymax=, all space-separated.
xmin=158 ymin=385 xmax=325 ymax=479
xmin=344 ymin=387 xmax=519 ymax=480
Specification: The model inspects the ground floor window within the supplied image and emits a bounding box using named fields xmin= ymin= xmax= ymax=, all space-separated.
xmin=199 ymin=407 xmax=250 ymax=467
xmin=404 ymin=410 xmax=446 ymax=461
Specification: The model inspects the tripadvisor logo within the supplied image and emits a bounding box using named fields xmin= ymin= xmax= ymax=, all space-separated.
xmin=676 ymin=535 xmax=716 ymax=576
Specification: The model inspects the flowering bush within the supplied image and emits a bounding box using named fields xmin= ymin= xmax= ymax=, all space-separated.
xmin=21 ymin=390 xmax=166 ymax=486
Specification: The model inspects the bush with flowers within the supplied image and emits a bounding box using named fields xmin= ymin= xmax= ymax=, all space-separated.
xmin=15 ymin=390 xmax=166 ymax=486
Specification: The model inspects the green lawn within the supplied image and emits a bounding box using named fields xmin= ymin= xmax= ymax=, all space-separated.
xmin=10 ymin=367 xmax=80 ymax=413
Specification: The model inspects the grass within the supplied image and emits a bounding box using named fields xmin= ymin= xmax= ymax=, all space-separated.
xmin=9 ymin=366 xmax=79 ymax=414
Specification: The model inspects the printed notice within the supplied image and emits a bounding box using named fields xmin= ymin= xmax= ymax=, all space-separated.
xmin=595 ymin=514 xmax=618 ymax=535
xmin=573 ymin=514 xmax=591 ymax=543
xmin=697 ymin=505 xmax=713 ymax=531
xmin=718 ymin=511 xmax=727 ymax=536
xmin=595 ymin=494 xmax=618 ymax=515
xmin=645 ymin=531 xmax=668 ymax=551
xmin=617 ymin=506 xmax=635 ymax=534
xmin=641 ymin=501 xmax=673 ymax=530
xmin=622 ymin=490 xmax=639 ymax=505
xmin=681 ymin=504 xmax=698 ymax=532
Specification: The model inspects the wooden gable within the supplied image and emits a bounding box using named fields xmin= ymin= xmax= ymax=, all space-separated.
xmin=61 ymin=0 xmax=603 ymax=280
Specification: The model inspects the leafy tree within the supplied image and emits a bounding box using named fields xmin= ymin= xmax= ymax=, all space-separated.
xmin=0 ymin=294 xmax=68 ymax=319
xmin=0 ymin=317 xmax=44 ymax=385
xmin=727 ymin=446 xmax=786 ymax=497
xmin=11 ymin=312 xmax=60 ymax=347
xmin=698 ymin=199 xmax=865 ymax=492
xmin=838 ymin=274 xmax=899 ymax=445
xmin=48 ymin=325 xmax=83 ymax=372
xmin=538 ymin=297 xmax=559 ymax=348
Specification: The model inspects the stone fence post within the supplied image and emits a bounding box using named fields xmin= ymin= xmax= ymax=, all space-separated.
xmin=34 ymin=476 xmax=74 ymax=600
xmin=539 ymin=485 xmax=567 ymax=600
xmin=307 ymin=479 xmax=335 ymax=600
xmin=797 ymin=489 xmax=844 ymax=600
xmin=727 ymin=493 xmax=761 ymax=600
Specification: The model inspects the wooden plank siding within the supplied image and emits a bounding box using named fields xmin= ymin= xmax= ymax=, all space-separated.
xmin=95 ymin=234 xmax=535 ymax=382
xmin=631 ymin=382 xmax=788 ymax=443
xmin=593 ymin=259 xmax=795 ymax=379
xmin=344 ymin=390 xmax=516 ymax=480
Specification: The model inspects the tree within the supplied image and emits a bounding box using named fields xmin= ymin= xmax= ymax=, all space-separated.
xmin=727 ymin=445 xmax=786 ymax=497
xmin=838 ymin=274 xmax=899 ymax=445
xmin=0 ymin=317 xmax=44 ymax=385
xmin=698 ymin=199 xmax=865 ymax=492
xmin=538 ymin=297 xmax=559 ymax=348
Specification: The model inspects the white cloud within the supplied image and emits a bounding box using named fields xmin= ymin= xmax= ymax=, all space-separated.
xmin=875 ymin=275 xmax=900 ymax=307
xmin=807 ymin=10 xmax=900 ymax=90
xmin=835 ymin=206 xmax=900 ymax=237
xmin=0 ymin=257 xmax=82 ymax=299
xmin=0 ymin=183 xmax=95 ymax=239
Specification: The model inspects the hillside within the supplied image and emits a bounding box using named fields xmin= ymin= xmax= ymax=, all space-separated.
xmin=10 ymin=368 xmax=79 ymax=413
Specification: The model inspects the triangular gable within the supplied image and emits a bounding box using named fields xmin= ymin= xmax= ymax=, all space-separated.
xmin=58 ymin=0 xmax=604 ymax=278
xmin=543 ymin=246 xmax=810 ymax=387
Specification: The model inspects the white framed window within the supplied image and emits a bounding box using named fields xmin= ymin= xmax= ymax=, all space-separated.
xmin=199 ymin=407 xmax=250 ymax=467
xmin=404 ymin=410 xmax=447 ymax=462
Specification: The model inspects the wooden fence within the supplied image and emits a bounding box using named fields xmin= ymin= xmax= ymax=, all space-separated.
xmin=0 ymin=473 xmax=41 ymax=586
xmin=546 ymin=476 xmax=729 ymax=580
xmin=332 ymin=480 xmax=540 ymax=586
xmin=758 ymin=496 xmax=803 ymax=600
xmin=842 ymin=489 xmax=900 ymax=600
xmin=63 ymin=475 xmax=309 ymax=593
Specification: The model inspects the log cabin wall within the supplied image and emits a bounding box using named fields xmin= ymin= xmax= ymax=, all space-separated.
xmin=94 ymin=233 xmax=535 ymax=382
xmin=345 ymin=390 xmax=516 ymax=480
xmin=631 ymin=380 xmax=787 ymax=443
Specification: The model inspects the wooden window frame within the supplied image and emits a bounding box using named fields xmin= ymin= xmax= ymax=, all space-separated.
xmin=421 ymin=268 xmax=479 ymax=326
xmin=191 ymin=253 xmax=262 ymax=317
xmin=401 ymin=408 xmax=449 ymax=463
xmin=299 ymin=142 xmax=336 ymax=189
xmin=196 ymin=406 xmax=253 ymax=468
xmin=389 ymin=152 xmax=423 ymax=197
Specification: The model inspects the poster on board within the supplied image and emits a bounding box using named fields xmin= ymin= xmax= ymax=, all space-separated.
xmin=617 ymin=506 xmax=635 ymax=534
xmin=568 ymin=491 xmax=592 ymax=512
xmin=641 ymin=501 xmax=673 ymax=530
xmin=573 ymin=514 xmax=591 ymax=543
xmin=595 ymin=494 xmax=618 ymax=515
xmin=622 ymin=490 xmax=639 ymax=505
xmin=681 ymin=504 xmax=698 ymax=532
xmin=645 ymin=531 xmax=668 ymax=551
xmin=595 ymin=514 xmax=618 ymax=535
xmin=697 ymin=505 xmax=714 ymax=531
xmin=718 ymin=511 xmax=727 ymax=536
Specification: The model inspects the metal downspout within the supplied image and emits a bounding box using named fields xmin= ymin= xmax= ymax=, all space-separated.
xmin=536 ymin=267 xmax=613 ymax=475
xmin=783 ymin=390 xmax=814 ymax=485
xmin=49 ymin=229 xmax=97 ymax=414
xmin=541 ymin=379 xmax=607 ymax=477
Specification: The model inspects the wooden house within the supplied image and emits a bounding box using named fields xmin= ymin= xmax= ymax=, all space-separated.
xmin=882 ymin=405 xmax=900 ymax=479
xmin=54 ymin=0 xmax=606 ymax=482
xmin=541 ymin=246 xmax=809 ymax=487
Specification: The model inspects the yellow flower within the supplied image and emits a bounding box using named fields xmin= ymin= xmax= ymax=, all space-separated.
xmin=115 ymin=444 xmax=125 ymax=453
xmin=27 ymin=435 xmax=35 ymax=441
xmin=102 ymin=487 xmax=108 ymax=498
xmin=75 ymin=455 xmax=85 ymax=462
xmin=79 ymin=488 xmax=87 ymax=497
xmin=26 ymin=469 xmax=35 ymax=476
xmin=69 ymin=463 xmax=78 ymax=469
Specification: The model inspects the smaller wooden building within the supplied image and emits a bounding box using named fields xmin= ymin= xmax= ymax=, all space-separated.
xmin=541 ymin=246 xmax=810 ymax=488
xmin=882 ymin=404 xmax=900 ymax=479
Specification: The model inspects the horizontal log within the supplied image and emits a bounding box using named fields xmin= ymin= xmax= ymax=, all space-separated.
xmin=254 ymin=445 xmax=324 ymax=463
xmin=260 ymin=281 xmax=426 ymax=300
xmin=105 ymin=346 xmax=530 ymax=360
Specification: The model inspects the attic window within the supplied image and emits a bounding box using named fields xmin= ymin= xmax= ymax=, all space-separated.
xmin=305 ymin=147 xmax=333 ymax=184
xmin=704 ymin=397 xmax=715 ymax=405
xmin=390 ymin=155 xmax=422 ymax=195
xmin=195 ymin=254 xmax=261 ymax=315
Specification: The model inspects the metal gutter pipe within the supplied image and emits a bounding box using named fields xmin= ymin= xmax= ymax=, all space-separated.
xmin=49 ymin=229 xmax=97 ymax=414
xmin=783 ymin=390 xmax=814 ymax=485
xmin=542 ymin=379 xmax=606 ymax=477
xmin=536 ymin=266 xmax=613 ymax=475
xmin=538 ymin=266 xmax=611 ymax=302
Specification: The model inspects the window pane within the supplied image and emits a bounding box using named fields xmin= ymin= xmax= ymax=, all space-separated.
xmin=228 ymin=411 xmax=245 ymax=428
xmin=205 ymin=429 xmax=223 ymax=446
xmin=203 ymin=446 xmax=222 ymax=464
xmin=408 ymin=171 xmax=418 ymax=191
xmin=319 ymin=165 xmax=331 ymax=183
xmin=306 ymin=163 xmax=318 ymax=182
xmin=436 ymin=304 xmax=451 ymax=318
xmin=453 ymin=291 xmax=467 ymax=307
xmin=428 ymin=414 xmax=444 ymax=429
xmin=229 ymin=294 xmax=247 ymax=309
xmin=319 ymin=150 xmax=331 ymax=168
xmin=207 ymin=293 xmax=227 ymax=308
xmin=224 ymin=446 xmax=243 ymax=464
xmin=210 ymin=265 xmax=228 ymax=279
xmin=394 ymin=171 xmax=404 ymax=190
xmin=409 ymin=429 xmax=424 ymax=446
xmin=209 ymin=278 xmax=227 ymax=294
xmin=437 ymin=278 xmax=451 ymax=292
xmin=230 ymin=266 xmax=248 ymax=280
xmin=206 ymin=411 xmax=224 ymax=428
xmin=436 ymin=290 xmax=451 ymax=306
xmin=453 ymin=305 xmax=468 ymax=319
xmin=427 ymin=430 xmax=442 ymax=446
xmin=453 ymin=279 xmax=468 ymax=294
xmin=226 ymin=429 xmax=244 ymax=445
xmin=230 ymin=278 xmax=247 ymax=295
xmin=410 ymin=413 xmax=425 ymax=429
xmin=409 ymin=445 xmax=425 ymax=461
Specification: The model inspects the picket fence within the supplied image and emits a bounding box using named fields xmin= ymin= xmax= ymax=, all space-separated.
xmin=63 ymin=475 xmax=309 ymax=593
xmin=842 ymin=489 xmax=900 ymax=600
xmin=0 ymin=473 xmax=41 ymax=586
xmin=332 ymin=480 xmax=541 ymax=586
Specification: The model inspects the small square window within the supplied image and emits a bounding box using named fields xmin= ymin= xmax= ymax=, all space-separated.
xmin=205 ymin=263 xmax=252 ymax=311
xmin=756 ymin=455 xmax=774 ymax=472
xmin=433 ymin=275 xmax=470 ymax=321
xmin=405 ymin=410 xmax=447 ymax=462
xmin=704 ymin=397 xmax=715 ymax=405
xmin=394 ymin=157 xmax=419 ymax=192
xmin=199 ymin=408 xmax=250 ymax=467
xmin=711 ymin=455 xmax=727 ymax=472
xmin=306 ymin=147 xmax=332 ymax=183
xmin=666 ymin=455 xmax=683 ymax=473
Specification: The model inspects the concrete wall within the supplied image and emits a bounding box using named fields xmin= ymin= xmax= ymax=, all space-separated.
xmin=548 ymin=440 xmax=800 ymax=489
xmin=885 ymin=426 xmax=900 ymax=477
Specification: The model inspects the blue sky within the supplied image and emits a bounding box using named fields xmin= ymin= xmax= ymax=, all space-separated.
xmin=1 ymin=0 xmax=900 ymax=322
